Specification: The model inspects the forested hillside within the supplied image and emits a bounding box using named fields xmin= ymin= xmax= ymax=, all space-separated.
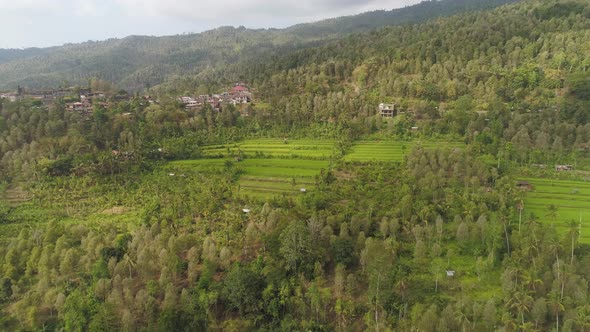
xmin=1 ymin=0 xmax=590 ymax=331
xmin=0 ymin=0 xmax=516 ymax=91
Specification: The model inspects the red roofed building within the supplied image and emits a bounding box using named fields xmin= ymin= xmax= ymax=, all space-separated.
xmin=231 ymin=85 xmax=248 ymax=93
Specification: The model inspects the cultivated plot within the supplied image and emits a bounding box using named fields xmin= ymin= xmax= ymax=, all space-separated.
xmin=169 ymin=158 xmax=329 ymax=198
xmin=344 ymin=140 xmax=464 ymax=162
xmin=520 ymin=177 xmax=590 ymax=244
xmin=201 ymin=139 xmax=336 ymax=159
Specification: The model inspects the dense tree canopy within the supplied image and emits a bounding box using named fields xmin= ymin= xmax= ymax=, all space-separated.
xmin=1 ymin=0 xmax=590 ymax=330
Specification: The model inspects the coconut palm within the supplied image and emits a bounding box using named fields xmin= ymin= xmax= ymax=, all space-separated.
xmin=548 ymin=237 xmax=563 ymax=284
xmin=454 ymin=303 xmax=471 ymax=332
xmin=566 ymin=219 xmax=580 ymax=264
xmin=507 ymin=291 xmax=533 ymax=327
xmin=548 ymin=290 xmax=565 ymax=332
xmin=575 ymin=304 xmax=590 ymax=330
xmin=122 ymin=254 xmax=136 ymax=279
xmin=521 ymin=270 xmax=543 ymax=294
xmin=545 ymin=204 xmax=559 ymax=225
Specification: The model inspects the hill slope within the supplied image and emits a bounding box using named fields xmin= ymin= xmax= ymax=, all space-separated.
xmin=0 ymin=0 xmax=517 ymax=91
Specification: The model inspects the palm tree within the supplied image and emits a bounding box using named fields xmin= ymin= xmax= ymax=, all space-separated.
xmin=521 ymin=270 xmax=543 ymax=294
xmin=548 ymin=290 xmax=564 ymax=332
xmin=566 ymin=219 xmax=580 ymax=265
xmin=548 ymin=238 xmax=563 ymax=285
xmin=502 ymin=214 xmax=512 ymax=256
xmin=545 ymin=204 xmax=559 ymax=225
xmin=507 ymin=291 xmax=533 ymax=327
xmin=520 ymin=321 xmax=540 ymax=332
xmin=418 ymin=207 xmax=430 ymax=226
xmin=525 ymin=213 xmax=539 ymax=230
xmin=122 ymin=254 xmax=136 ymax=279
xmin=454 ymin=303 xmax=471 ymax=332
xmin=517 ymin=199 xmax=525 ymax=232
xmin=575 ymin=304 xmax=590 ymax=330
xmin=522 ymin=235 xmax=540 ymax=268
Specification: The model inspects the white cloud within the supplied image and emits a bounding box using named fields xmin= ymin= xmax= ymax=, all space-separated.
xmin=0 ymin=0 xmax=56 ymax=13
xmin=73 ymin=0 xmax=104 ymax=16
xmin=0 ymin=0 xmax=106 ymax=16
xmin=114 ymin=0 xmax=420 ymax=25
xmin=0 ymin=0 xmax=421 ymax=48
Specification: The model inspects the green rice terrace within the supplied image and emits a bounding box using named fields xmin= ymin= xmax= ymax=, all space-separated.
xmin=169 ymin=158 xmax=329 ymax=198
xmin=200 ymin=139 xmax=337 ymax=159
xmin=172 ymin=139 xmax=465 ymax=198
xmin=344 ymin=140 xmax=465 ymax=162
xmin=520 ymin=177 xmax=590 ymax=244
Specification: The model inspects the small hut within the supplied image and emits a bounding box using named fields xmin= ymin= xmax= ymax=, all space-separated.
xmin=516 ymin=181 xmax=534 ymax=191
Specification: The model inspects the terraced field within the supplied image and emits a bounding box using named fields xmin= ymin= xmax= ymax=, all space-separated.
xmin=521 ymin=177 xmax=590 ymax=244
xmin=344 ymin=140 xmax=464 ymax=162
xmin=174 ymin=139 xmax=464 ymax=198
xmin=170 ymin=158 xmax=329 ymax=198
xmin=201 ymin=139 xmax=336 ymax=159
xmin=0 ymin=187 xmax=31 ymax=206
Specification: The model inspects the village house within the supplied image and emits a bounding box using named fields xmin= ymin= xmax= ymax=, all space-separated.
xmin=230 ymin=92 xmax=252 ymax=106
xmin=0 ymin=93 xmax=17 ymax=102
xmin=378 ymin=103 xmax=396 ymax=118
xmin=178 ymin=83 xmax=252 ymax=112
xmin=179 ymin=96 xmax=193 ymax=104
xmin=185 ymin=99 xmax=202 ymax=110
xmin=232 ymin=84 xmax=248 ymax=93
xmin=555 ymin=165 xmax=574 ymax=172
xmin=65 ymin=101 xmax=93 ymax=114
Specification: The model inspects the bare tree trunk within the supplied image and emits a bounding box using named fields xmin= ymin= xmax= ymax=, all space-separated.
xmin=375 ymin=274 xmax=380 ymax=332
xmin=561 ymin=279 xmax=565 ymax=301
xmin=435 ymin=275 xmax=438 ymax=292
xmin=571 ymin=236 xmax=575 ymax=265
xmin=519 ymin=207 xmax=522 ymax=233
xmin=556 ymin=253 xmax=560 ymax=283
xmin=504 ymin=222 xmax=511 ymax=256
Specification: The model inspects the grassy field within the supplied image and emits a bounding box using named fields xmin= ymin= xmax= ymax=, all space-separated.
xmin=201 ymin=139 xmax=336 ymax=159
xmin=344 ymin=140 xmax=464 ymax=162
xmin=520 ymin=177 xmax=590 ymax=244
xmin=170 ymin=158 xmax=329 ymax=198
xmin=186 ymin=139 xmax=336 ymax=198
xmin=173 ymin=138 xmax=467 ymax=198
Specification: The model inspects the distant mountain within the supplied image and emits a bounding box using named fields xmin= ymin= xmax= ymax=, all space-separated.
xmin=286 ymin=0 xmax=519 ymax=38
xmin=0 ymin=0 xmax=519 ymax=91
xmin=0 ymin=48 xmax=50 ymax=65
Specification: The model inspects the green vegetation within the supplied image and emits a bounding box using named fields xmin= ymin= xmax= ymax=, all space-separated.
xmin=520 ymin=177 xmax=590 ymax=243
xmin=0 ymin=0 xmax=515 ymax=90
xmin=1 ymin=0 xmax=590 ymax=330
xmin=170 ymin=138 xmax=335 ymax=198
xmin=170 ymin=158 xmax=328 ymax=198
xmin=200 ymin=139 xmax=337 ymax=159
xmin=344 ymin=140 xmax=464 ymax=162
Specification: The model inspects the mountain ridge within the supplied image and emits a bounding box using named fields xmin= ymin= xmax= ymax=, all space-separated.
xmin=0 ymin=0 xmax=519 ymax=91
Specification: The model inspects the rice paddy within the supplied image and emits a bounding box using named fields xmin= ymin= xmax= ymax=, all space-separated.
xmin=200 ymin=139 xmax=337 ymax=159
xmin=344 ymin=140 xmax=464 ymax=162
xmin=169 ymin=158 xmax=328 ymax=198
xmin=173 ymin=138 xmax=464 ymax=199
xmin=520 ymin=177 xmax=590 ymax=244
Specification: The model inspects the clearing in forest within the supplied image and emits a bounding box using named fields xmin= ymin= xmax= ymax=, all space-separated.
xmin=169 ymin=158 xmax=329 ymax=198
xmin=237 ymin=158 xmax=327 ymax=198
xmin=174 ymin=138 xmax=467 ymax=198
xmin=520 ymin=177 xmax=590 ymax=244
xmin=344 ymin=140 xmax=463 ymax=162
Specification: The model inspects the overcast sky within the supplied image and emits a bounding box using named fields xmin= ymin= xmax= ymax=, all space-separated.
xmin=0 ymin=0 xmax=421 ymax=49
